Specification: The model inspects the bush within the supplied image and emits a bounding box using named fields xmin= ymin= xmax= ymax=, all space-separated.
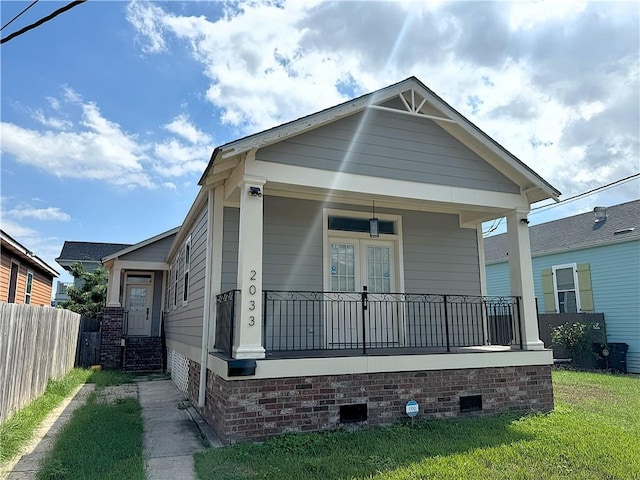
xmin=551 ymin=322 xmax=606 ymax=366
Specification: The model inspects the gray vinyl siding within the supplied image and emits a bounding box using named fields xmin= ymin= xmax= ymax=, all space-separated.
xmin=221 ymin=207 xmax=239 ymax=293
xmin=164 ymin=206 xmax=208 ymax=349
xmin=257 ymin=109 xmax=520 ymax=194
xmin=221 ymin=196 xmax=481 ymax=295
xmin=151 ymin=271 xmax=163 ymax=336
xmin=402 ymin=210 xmax=481 ymax=295
xmin=485 ymin=240 xmax=640 ymax=373
xmin=119 ymin=235 xmax=176 ymax=262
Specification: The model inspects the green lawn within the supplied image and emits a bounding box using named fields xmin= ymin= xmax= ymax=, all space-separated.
xmin=37 ymin=370 xmax=144 ymax=480
xmin=194 ymin=371 xmax=640 ymax=480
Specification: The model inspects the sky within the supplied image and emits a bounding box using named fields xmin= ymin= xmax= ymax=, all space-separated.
xmin=1 ymin=0 xmax=639 ymax=288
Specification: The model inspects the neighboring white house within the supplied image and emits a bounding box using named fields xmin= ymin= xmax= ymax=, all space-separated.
xmin=104 ymin=77 xmax=560 ymax=444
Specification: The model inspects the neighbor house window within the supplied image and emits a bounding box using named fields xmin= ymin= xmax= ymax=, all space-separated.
xmin=183 ymin=236 xmax=191 ymax=304
xmin=552 ymin=264 xmax=581 ymax=313
xmin=25 ymin=271 xmax=33 ymax=304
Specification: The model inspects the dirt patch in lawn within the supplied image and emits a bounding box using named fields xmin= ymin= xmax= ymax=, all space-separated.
xmin=554 ymin=383 xmax=616 ymax=404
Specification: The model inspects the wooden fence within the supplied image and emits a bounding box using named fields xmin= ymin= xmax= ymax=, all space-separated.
xmin=0 ymin=303 xmax=81 ymax=422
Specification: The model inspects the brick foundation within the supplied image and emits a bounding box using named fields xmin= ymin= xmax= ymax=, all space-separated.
xmin=124 ymin=337 xmax=163 ymax=372
xmin=99 ymin=307 xmax=124 ymax=370
xmin=187 ymin=360 xmax=554 ymax=444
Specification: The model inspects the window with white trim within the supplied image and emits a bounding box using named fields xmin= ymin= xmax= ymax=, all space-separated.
xmin=552 ymin=264 xmax=581 ymax=313
xmin=25 ymin=271 xmax=33 ymax=304
xmin=173 ymin=261 xmax=178 ymax=309
xmin=183 ymin=236 xmax=191 ymax=304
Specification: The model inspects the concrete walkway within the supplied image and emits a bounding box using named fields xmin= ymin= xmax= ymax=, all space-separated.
xmin=2 ymin=379 xmax=221 ymax=480
xmin=139 ymin=380 xmax=221 ymax=480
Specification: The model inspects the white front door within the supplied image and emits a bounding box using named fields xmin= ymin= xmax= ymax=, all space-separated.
xmin=126 ymin=285 xmax=152 ymax=336
xmin=327 ymin=237 xmax=399 ymax=348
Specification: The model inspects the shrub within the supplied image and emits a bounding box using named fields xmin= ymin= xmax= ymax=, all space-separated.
xmin=551 ymin=322 xmax=606 ymax=365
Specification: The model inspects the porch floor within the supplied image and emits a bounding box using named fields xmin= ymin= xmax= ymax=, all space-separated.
xmin=211 ymin=344 xmax=517 ymax=360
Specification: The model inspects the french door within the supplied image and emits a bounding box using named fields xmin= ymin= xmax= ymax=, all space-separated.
xmin=327 ymin=237 xmax=401 ymax=348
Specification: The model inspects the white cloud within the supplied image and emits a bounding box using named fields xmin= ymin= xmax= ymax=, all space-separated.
xmin=33 ymin=109 xmax=73 ymax=130
xmin=1 ymin=89 xmax=214 ymax=188
xmin=153 ymin=139 xmax=209 ymax=177
xmin=125 ymin=0 xmax=638 ymax=202
xmin=126 ymin=0 xmax=168 ymax=53
xmin=7 ymin=206 xmax=71 ymax=222
xmin=164 ymin=114 xmax=211 ymax=144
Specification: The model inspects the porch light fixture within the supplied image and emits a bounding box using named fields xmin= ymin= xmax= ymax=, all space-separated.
xmin=369 ymin=201 xmax=379 ymax=238
xmin=248 ymin=186 xmax=262 ymax=197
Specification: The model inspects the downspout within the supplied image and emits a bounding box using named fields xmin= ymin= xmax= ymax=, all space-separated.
xmin=199 ymin=187 xmax=215 ymax=407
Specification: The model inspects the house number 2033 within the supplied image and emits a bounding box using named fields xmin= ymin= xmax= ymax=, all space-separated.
xmin=248 ymin=269 xmax=257 ymax=326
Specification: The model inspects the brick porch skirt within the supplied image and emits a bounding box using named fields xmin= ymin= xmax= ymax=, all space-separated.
xmin=187 ymin=360 xmax=553 ymax=444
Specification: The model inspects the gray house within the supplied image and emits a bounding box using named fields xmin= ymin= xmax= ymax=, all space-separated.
xmin=104 ymin=77 xmax=561 ymax=444
xmin=485 ymin=200 xmax=640 ymax=373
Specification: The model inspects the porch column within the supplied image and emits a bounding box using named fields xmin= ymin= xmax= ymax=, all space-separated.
xmin=506 ymin=209 xmax=545 ymax=350
xmin=106 ymin=261 xmax=122 ymax=307
xmin=233 ymin=176 xmax=266 ymax=359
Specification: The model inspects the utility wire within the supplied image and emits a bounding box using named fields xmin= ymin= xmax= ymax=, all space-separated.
xmin=1 ymin=0 xmax=39 ymax=32
xmin=1 ymin=0 xmax=86 ymax=45
xmin=530 ymin=172 xmax=640 ymax=215
xmin=483 ymin=172 xmax=639 ymax=236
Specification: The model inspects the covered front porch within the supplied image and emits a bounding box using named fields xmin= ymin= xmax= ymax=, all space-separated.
xmin=214 ymin=289 xmax=522 ymax=359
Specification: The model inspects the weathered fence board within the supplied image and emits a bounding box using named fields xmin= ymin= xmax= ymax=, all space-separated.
xmin=0 ymin=303 xmax=81 ymax=422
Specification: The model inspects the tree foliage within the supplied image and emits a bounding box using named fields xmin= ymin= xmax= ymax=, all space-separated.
xmin=59 ymin=263 xmax=107 ymax=318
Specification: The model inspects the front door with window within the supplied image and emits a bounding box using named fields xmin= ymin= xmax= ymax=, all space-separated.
xmin=328 ymin=237 xmax=400 ymax=348
xmin=126 ymin=285 xmax=152 ymax=336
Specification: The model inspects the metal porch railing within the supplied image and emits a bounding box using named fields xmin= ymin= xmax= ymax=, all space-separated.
xmin=213 ymin=289 xmax=522 ymax=357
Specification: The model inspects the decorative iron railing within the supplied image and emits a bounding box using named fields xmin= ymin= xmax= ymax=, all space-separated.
xmin=214 ymin=290 xmax=238 ymax=354
xmin=213 ymin=289 xmax=522 ymax=356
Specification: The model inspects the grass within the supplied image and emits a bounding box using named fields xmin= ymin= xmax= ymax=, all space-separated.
xmin=194 ymin=371 xmax=640 ymax=480
xmin=37 ymin=394 xmax=145 ymax=480
xmin=86 ymin=369 xmax=137 ymax=388
xmin=0 ymin=368 xmax=92 ymax=465
xmin=36 ymin=369 xmax=145 ymax=480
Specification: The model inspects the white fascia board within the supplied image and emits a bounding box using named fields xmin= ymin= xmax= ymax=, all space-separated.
xmin=1 ymin=231 xmax=59 ymax=277
xmin=102 ymin=227 xmax=180 ymax=262
xmin=421 ymin=106 xmax=560 ymax=202
xmin=113 ymin=260 xmax=169 ymax=271
xmin=217 ymin=82 xmax=417 ymax=160
xmin=249 ymin=160 xmax=528 ymax=211
xmin=166 ymin=187 xmax=209 ymax=261
xmin=206 ymin=349 xmax=553 ymax=381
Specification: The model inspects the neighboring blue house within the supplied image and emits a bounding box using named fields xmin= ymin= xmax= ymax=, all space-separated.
xmin=484 ymin=199 xmax=640 ymax=374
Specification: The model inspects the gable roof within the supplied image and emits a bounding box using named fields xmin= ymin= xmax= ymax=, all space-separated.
xmin=484 ymin=199 xmax=640 ymax=263
xmin=101 ymin=227 xmax=179 ymax=262
xmin=1 ymin=229 xmax=59 ymax=277
xmin=199 ymin=76 xmax=560 ymax=204
xmin=56 ymin=241 xmax=131 ymax=265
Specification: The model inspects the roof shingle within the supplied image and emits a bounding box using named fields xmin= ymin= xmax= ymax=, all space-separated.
xmin=484 ymin=199 xmax=640 ymax=263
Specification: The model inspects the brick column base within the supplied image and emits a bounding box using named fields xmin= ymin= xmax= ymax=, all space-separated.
xmin=100 ymin=307 xmax=124 ymax=370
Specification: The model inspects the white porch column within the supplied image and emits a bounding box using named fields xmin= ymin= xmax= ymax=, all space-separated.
xmin=106 ymin=261 xmax=122 ymax=307
xmin=233 ymin=176 xmax=266 ymax=359
xmin=208 ymin=186 xmax=225 ymax=348
xmin=506 ymin=209 xmax=545 ymax=350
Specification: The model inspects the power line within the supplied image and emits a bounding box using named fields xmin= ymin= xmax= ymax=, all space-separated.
xmin=1 ymin=0 xmax=86 ymax=45
xmin=1 ymin=0 xmax=39 ymax=32
xmin=483 ymin=172 xmax=639 ymax=236
xmin=530 ymin=172 xmax=640 ymax=215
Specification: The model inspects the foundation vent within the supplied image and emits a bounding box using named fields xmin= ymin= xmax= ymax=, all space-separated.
xmin=460 ymin=395 xmax=483 ymax=412
xmin=339 ymin=403 xmax=368 ymax=423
